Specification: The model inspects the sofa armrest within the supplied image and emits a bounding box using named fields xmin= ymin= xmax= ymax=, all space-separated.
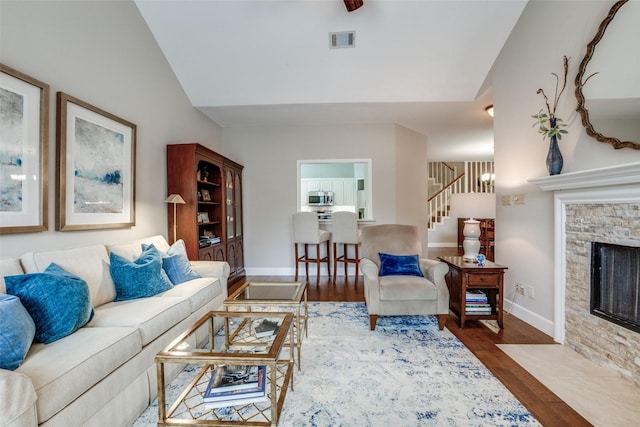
xmin=420 ymin=258 xmax=450 ymax=314
xmin=190 ymin=261 xmax=230 ymax=289
xmin=0 ymin=369 xmax=37 ymax=427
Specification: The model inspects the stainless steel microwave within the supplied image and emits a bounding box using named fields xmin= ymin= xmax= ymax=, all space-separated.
xmin=308 ymin=191 xmax=334 ymax=206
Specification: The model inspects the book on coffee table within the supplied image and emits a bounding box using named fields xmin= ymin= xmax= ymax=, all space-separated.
xmin=253 ymin=318 xmax=282 ymax=338
xmin=204 ymin=393 xmax=269 ymax=409
xmin=204 ymin=366 xmax=266 ymax=403
xmin=204 ymin=365 xmax=264 ymax=397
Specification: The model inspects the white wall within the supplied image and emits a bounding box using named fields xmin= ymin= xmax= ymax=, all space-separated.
xmin=0 ymin=0 xmax=222 ymax=258
xmin=492 ymin=0 xmax=640 ymax=336
xmin=222 ymin=123 xmax=408 ymax=275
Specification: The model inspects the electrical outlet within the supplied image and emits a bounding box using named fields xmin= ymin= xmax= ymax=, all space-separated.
xmin=501 ymin=195 xmax=512 ymax=206
xmin=527 ymin=285 xmax=535 ymax=299
xmin=515 ymin=282 xmax=524 ymax=295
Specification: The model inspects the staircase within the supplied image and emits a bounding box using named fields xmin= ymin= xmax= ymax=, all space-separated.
xmin=428 ymin=161 xmax=494 ymax=230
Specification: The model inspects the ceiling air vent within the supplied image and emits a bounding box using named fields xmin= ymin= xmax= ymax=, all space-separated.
xmin=329 ymin=31 xmax=356 ymax=49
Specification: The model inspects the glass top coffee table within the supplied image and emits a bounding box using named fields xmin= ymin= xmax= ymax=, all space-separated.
xmin=224 ymin=282 xmax=307 ymax=369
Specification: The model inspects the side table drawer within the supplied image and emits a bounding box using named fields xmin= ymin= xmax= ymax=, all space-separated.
xmin=467 ymin=273 xmax=499 ymax=287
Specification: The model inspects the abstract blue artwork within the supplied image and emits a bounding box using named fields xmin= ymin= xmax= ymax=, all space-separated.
xmin=73 ymin=117 xmax=125 ymax=214
xmin=0 ymin=64 xmax=48 ymax=233
xmin=57 ymin=92 xmax=135 ymax=231
xmin=0 ymin=86 xmax=24 ymax=213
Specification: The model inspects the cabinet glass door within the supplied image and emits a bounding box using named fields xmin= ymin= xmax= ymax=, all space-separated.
xmin=234 ymin=173 xmax=242 ymax=238
xmin=226 ymin=170 xmax=234 ymax=239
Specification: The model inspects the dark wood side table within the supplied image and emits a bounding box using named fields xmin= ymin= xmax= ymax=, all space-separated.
xmin=438 ymin=256 xmax=507 ymax=329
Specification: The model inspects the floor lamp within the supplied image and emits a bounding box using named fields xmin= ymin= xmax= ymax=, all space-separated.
xmin=165 ymin=194 xmax=185 ymax=243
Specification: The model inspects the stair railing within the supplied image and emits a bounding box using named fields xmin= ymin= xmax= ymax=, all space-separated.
xmin=428 ymin=161 xmax=456 ymax=189
xmin=428 ymin=172 xmax=464 ymax=229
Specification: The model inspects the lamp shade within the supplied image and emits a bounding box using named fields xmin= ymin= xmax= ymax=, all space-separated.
xmin=165 ymin=194 xmax=185 ymax=204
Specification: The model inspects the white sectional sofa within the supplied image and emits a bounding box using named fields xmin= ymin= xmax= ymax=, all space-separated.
xmin=0 ymin=235 xmax=230 ymax=427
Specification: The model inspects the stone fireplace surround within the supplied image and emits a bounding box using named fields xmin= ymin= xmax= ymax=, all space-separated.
xmin=531 ymin=162 xmax=640 ymax=389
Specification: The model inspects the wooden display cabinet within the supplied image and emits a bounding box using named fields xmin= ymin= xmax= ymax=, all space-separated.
xmin=167 ymin=143 xmax=245 ymax=287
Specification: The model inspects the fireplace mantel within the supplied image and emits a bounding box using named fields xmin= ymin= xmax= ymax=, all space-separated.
xmin=528 ymin=161 xmax=640 ymax=191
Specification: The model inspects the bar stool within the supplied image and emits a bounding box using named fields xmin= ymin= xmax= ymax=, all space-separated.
xmin=293 ymin=212 xmax=332 ymax=280
xmin=331 ymin=211 xmax=362 ymax=283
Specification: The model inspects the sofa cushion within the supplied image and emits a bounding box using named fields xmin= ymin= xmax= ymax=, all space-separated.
xmin=160 ymin=277 xmax=221 ymax=312
xmin=379 ymin=276 xmax=438 ymax=300
xmin=5 ymin=263 xmax=94 ymax=344
xmin=144 ymin=239 xmax=200 ymax=285
xmin=16 ymin=326 xmax=141 ymax=424
xmin=0 ymin=257 xmax=24 ymax=294
xmin=0 ymin=294 xmax=35 ymax=370
xmin=20 ymin=245 xmax=116 ymax=308
xmin=110 ymin=244 xmax=174 ymax=301
xmin=378 ymin=253 xmax=424 ymax=277
xmin=88 ymin=296 xmax=191 ymax=346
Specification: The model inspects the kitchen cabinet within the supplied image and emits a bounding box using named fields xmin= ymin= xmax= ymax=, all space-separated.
xmin=301 ymin=178 xmax=356 ymax=206
xmin=166 ymin=143 xmax=245 ymax=288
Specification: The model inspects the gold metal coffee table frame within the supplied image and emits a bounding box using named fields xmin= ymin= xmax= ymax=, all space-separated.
xmin=224 ymin=281 xmax=308 ymax=369
xmin=155 ymin=310 xmax=294 ymax=427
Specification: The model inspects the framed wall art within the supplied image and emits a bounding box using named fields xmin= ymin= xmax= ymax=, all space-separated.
xmin=56 ymin=92 xmax=136 ymax=231
xmin=0 ymin=64 xmax=50 ymax=234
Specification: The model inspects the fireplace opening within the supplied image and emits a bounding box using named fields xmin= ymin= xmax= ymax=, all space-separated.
xmin=590 ymin=242 xmax=640 ymax=334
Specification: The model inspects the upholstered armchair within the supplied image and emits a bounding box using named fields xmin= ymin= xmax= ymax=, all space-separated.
xmin=359 ymin=224 xmax=450 ymax=330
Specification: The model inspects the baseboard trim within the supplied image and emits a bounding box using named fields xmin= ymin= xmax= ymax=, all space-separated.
xmin=504 ymin=298 xmax=555 ymax=339
xmin=245 ymin=266 xmax=359 ymax=276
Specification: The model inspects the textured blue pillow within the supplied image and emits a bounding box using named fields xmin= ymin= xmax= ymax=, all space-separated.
xmin=0 ymin=294 xmax=35 ymax=370
xmin=142 ymin=240 xmax=200 ymax=285
xmin=110 ymin=244 xmax=173 ymax=301
xmin=378 ymin=253 xmax=424 ymax=277
xmin=5 ymin=263 xmax=94 ymax=344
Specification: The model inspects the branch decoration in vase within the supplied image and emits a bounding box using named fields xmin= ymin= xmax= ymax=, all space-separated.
xmin=531 ymin=55 xmax=569 ymax=175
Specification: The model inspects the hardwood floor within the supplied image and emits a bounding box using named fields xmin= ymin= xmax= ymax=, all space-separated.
xmin=239 ymin=249 xmax=592 ymax=426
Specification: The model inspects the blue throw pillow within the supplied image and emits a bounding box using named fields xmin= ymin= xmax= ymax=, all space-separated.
xmin=110 ymin=244 xmax=174 ymax=301
xmin=0 ymin=294 xmax=35 ymax=370
xmin=378 ymin=253 xmax=424 ymax=277
xmin=5 ymin=263 xmax=94 ymax=344
xmin=142 ymin=240 xmax=200 ymax=285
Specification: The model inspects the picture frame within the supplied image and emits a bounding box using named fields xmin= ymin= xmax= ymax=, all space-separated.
xmin=56 ymin=92 xmax=136 ymax=230
xmin=201 ymin=188 xmax=211 ymax=201
xmin=197 ymin=212 xmax=210 ymax=223
xmin=0 ymin=64 xmax=50 ymax=233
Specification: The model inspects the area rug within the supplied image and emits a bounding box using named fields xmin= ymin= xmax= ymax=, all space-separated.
xmin=134 ymin=302 xmax=540 ymax=426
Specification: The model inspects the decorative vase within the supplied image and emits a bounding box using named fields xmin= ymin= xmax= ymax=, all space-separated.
xmin=462 ymin=219 xmax=481 ymax=261
xmin=546 ymin=118 xmax=563 ymax=175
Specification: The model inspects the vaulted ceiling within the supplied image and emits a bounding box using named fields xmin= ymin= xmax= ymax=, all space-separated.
xmin=135 ymin=0 xmax=529 ymax=159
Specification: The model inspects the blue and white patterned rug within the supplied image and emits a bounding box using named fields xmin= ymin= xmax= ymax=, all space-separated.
xmin=134 ymin=302 xmax=540 ymax=426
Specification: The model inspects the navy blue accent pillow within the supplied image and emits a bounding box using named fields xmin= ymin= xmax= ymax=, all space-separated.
xmin=142 ymin=240 xmax=200 ymax=285
xmin=5 ymin=263 xmax=94 ymax=344
xmin=0 ymin=294 xmax=35 ymax=369
xmin=378 ymin=253 xmax=424 ymax=277
xmin=110 ymin=244 xmax=174 ymax=301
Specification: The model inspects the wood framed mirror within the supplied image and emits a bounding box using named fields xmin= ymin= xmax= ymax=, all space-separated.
xmin=575 ymin=0 xmax=640 ymax=150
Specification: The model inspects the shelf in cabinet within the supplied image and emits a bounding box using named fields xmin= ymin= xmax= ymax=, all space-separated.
xmin=198 ymin=221 xmax=222 ymax=226
xmin=197 ymin=201 xmax=221 ymax=205
xmin=197 ymin=180 xmax=221 ymax=187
